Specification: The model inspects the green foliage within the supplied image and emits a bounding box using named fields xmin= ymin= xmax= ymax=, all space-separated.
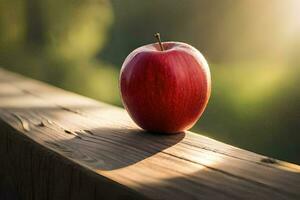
xmin=197 ymin=63 xmax=300 ymax=162
xmin=0 ymin=0 xmax=118 ymax=105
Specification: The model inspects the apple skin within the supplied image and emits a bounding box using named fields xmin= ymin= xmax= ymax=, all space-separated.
xmin=120 ymin=42 xmax=211 ymax=133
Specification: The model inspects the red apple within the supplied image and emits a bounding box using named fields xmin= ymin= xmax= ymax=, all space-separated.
xmin=120 ymin=33 xmax=211 ymax=133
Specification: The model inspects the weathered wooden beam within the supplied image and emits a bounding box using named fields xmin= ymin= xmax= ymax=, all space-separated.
xmin=0 ymin=68 xmax=299 ymax=200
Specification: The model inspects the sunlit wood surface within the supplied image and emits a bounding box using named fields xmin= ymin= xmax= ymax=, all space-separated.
xmin=0 ymin=68 xmax=299 ymax=200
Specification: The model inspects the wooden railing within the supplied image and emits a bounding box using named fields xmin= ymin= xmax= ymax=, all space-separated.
xmin=0 ymin=68 xmax=299 ymax=200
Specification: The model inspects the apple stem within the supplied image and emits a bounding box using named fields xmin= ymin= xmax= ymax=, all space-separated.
xmin=154 ymin=33 xmax=165 ymax=51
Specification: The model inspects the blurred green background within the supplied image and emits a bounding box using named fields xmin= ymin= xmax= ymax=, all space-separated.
xmin=0 ymin=0 xmax=299 ymax=164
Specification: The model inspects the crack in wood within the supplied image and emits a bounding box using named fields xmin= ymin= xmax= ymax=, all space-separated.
xmin=11 ymin=113 xmax=30 ymax=131
xmin=36 ymin=121 xmax=46 ymax=127
xmin=83 ymin=130 xmax=95 ymax=135
xmin=59 ymin=106 xmax=83 ymax=115
xmin=64 ymin=129 xmax=82 ymax=139
xmin=261 ymin=157 xmax=278 ymax=164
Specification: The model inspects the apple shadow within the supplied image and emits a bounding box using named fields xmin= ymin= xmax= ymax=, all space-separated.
xmin=45 ymin=127 xmax=185 ymax=171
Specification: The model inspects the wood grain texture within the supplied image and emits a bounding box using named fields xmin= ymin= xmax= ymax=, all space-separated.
xmin=0 ymin=68 xmax=299 ymax=200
